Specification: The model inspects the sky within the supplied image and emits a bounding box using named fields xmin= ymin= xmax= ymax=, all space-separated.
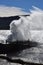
xmin=0 ymin=0 xmax=43 ymax=12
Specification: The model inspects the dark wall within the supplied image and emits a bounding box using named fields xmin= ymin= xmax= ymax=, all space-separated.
xmin=0 ymin=16 xmax=20 ymax=30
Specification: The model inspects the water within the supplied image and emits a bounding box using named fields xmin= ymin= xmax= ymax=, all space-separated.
xmin=0 ymin=30 xmax=11 ymax=44
xmin=8 ymin=7 xmax=43 ymax=42
xmin=9 ymin=16 xmax=31 ymax=41
xmin=0 ymin=6 xmax=43 ymax=64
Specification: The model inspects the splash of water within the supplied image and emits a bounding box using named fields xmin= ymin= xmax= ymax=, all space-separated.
xmin=29 ymin=6 xmax=43 ymax=30
xmin=9 ymin=16 xmax=30 ymax=41
xmin=7 ymin=6 xmax=43 ymax=42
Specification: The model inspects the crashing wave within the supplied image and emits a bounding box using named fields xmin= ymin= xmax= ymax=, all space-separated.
xmin=6 ymin=6 xmax=43 ymax=43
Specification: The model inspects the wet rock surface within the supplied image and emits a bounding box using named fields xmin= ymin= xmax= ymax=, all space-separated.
xmin=0 ymin=30 xmax=43 ymax=65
